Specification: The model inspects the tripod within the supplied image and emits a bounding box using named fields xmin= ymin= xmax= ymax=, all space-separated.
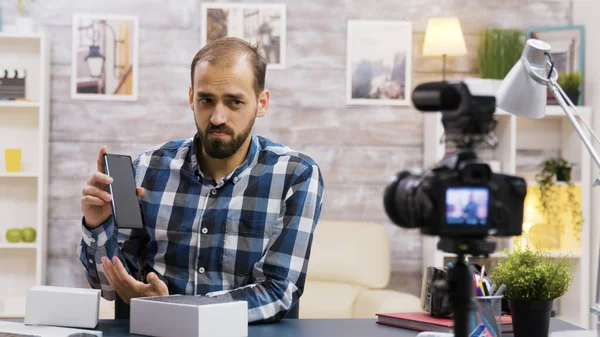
xmin=435 ymin=237 xmax=497 ymax=337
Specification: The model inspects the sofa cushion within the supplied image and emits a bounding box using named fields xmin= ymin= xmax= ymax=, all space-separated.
xmin=352 ymin=289 xmax=422 ymax=318
xmin=299 ymin=281 xmax=362 ymax=319
xmin=306 ymin=220 xmax=390 ymax=289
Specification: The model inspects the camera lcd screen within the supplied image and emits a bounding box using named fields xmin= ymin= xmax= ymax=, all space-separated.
xmin=445 ymin=187 xmax=489 ymax=225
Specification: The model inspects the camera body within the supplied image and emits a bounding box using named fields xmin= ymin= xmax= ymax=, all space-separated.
xmin=383 ymin=80 xmax=526 ymax=241
xmin=384 ymin=149 xmax=526 ymax=239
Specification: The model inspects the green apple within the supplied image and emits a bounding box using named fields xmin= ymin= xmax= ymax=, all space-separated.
xmin=21 ymin=227 xmax=36 ymax=243
xmin=5 ymin=228 xmax=22 ymax=243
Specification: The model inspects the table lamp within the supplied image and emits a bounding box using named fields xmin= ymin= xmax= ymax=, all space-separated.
xmin=495 ymin=38 xmax=600 ymax=336
xmin=422 ymin=17 xmax=468 ymax=81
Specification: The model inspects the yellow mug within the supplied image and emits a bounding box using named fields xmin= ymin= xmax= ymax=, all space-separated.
xmin=5 ymin=149 xmax=22 ymax=173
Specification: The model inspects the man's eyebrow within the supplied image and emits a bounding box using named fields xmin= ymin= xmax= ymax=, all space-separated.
xmin=195 ymin=91 xmax=246 ymax=99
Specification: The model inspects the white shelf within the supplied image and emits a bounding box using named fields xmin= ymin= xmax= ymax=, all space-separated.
xmin=0 ymin=101 xmax=40 ymax=108
xmin=442 ymin=251 xmax=581 ymax=259
xmin=495 ymin=105 xmax=592 ymax=117
xmin=0 ymin=32 xmax=43 ymax=40
xmin=0 ymin=243 xmax=37 ymax=249
xmin=0 ymin=172 xmax=39 ymax=178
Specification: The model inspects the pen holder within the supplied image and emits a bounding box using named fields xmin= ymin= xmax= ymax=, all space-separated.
xmin=471 ymin=295 xmax=504 ymax=337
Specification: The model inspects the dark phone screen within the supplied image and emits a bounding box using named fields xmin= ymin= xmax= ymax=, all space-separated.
xmin=104 ymin=154 xmax=144 ymax=229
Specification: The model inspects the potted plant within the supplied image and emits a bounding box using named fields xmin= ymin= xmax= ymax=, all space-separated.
xmin=16 ymin=0 xmax=37 ymax=33
xmin=534 ymin=157 xmax=583 ymax=243
xmin=557 ymin=71 xmax=582 ymax=105
xmin=490 ymin=245 xmax=574 ymax=337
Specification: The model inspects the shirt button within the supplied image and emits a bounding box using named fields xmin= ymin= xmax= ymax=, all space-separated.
xmin=89 ymin=259 xmax=94 ymax=264
xmin=90 ymin=238 xmax=96 ymax=243
xmin=199 ymin=267 xmax=205 ymax=273
xmin=201 ymin=227 xmax=208 ymax=234
xmin=233 ymin=177 xmax=239 ymax=183
xmin=211 ymin=189 xmax=217 ymax=195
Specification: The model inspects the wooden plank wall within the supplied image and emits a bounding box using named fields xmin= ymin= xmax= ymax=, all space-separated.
xmin=1 ymin=0 xmax=572 ymax=296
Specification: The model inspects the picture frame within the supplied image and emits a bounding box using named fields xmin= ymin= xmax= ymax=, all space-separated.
xmin=526 ymin=25 xmax=585 ymax=105
xmin=71 ymin=14 xmax=139 ymax=101
xmin=346 ymin=20 xmax=413 ymax=106
xmin=200 ymin=3 xmax=287 ymax=70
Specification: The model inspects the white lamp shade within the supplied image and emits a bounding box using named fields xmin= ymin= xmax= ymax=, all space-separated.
xmin=422 ymin=17 xmax=468 ymax=56
xmin=87 ymin=57 xmax=104 ymax=78
xmin=495 ymin=39 xmax=551 ymax=119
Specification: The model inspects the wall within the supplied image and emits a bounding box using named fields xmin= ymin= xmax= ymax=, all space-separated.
xmin=573 ymin=0 xmax=600 ymax=329
xmin=1 ymin=0 xmax=572 ymax=297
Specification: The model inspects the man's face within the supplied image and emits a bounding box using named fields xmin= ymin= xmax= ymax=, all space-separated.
xmin=188 ymin=56 xmax=269 ymax=159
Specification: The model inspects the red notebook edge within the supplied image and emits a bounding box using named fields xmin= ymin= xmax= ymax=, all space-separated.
xmin=376 ymin=311 xmax=513 ymax=333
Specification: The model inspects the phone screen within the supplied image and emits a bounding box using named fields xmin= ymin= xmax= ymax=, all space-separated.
xmin=103 ymin=154 xmax=144 ymax=229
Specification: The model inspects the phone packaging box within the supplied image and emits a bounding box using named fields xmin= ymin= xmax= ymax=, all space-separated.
xmin=130 ymin=295 xmax=248 ymax=337
xmin=24 ymin=286 xmax=101 ymax=329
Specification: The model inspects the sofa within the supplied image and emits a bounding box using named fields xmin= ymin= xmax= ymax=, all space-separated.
xmin=299 ymin=220 xmax=421 ymax=319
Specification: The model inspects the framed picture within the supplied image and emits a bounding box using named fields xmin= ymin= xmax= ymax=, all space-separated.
xmin=71 ymin=14 xmax=139 ymax=101
xmin=200 ymin=3 xmax=287 ymax=69
xmin=526 ymin=25 xmax=585 ymax=105
xmin=346 ymin=20 xmax=412 ymax=106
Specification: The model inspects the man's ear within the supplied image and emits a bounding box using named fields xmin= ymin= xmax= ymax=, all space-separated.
xmin=188 ymin=86 xmax=194 ymax=110
xmin=257 ymin=89 xmax=270 ymax=118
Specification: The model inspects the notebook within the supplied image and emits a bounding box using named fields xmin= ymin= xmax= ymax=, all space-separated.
xmin=0 ymin=321 xmax=102 ymax=337
xmin=376 ymin=311 xmax=512 ymax=333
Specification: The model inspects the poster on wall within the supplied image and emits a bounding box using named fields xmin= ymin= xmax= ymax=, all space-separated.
xmin=200 ymin=3 xmax=287 ymax=69
xmin=71 ymin=14 xmax=139 ymax=101
xmin=526 ymin=25 xmax=585 ymax=105
xmin=346 ymin=20 xmax=412 ymax=106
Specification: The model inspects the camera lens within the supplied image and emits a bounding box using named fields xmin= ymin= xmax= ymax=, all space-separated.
xmin=384 ymin=170 xmax=424 ymax=229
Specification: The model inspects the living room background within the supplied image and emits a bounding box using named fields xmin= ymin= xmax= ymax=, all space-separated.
xmin=1 ymin=0 xmax=574 ymax=297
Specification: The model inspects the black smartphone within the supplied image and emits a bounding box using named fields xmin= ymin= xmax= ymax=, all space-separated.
xmin=103 ymin=153 xmax=144 ymax=229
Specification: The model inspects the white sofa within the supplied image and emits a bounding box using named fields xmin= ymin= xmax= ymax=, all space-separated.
xmin=299 ymin=220 xmax=421 ymax=319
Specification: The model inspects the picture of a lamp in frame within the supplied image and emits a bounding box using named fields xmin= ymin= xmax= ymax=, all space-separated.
xmin=71 ymin=14 xmax=139 ymax=101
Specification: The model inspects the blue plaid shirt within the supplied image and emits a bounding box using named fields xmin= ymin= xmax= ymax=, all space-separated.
xmin=78 ymin=133 xmax=324 ymax=323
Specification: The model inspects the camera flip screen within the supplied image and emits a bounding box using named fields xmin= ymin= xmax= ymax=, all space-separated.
xmin=445 ymin=187 xmax=489 ymax=226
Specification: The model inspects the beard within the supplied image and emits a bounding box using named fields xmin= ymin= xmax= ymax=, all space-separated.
xmin=196 ymin=114 xmax=256 ymax=159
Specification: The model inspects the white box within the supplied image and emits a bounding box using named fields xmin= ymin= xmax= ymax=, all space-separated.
xmin=130 ymin=295 xmax=248 ymax=337
xmin=24 ymin=286 xmax=101 ymax=329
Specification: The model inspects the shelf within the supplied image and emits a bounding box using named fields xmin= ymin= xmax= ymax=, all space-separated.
xmin=0 ymin=243 xmax=37 ymax=249
xmin=0 ymin=172 xmax=38 ymax=178
xmin=0 ymin=101 xmax=40 ymax=108
xmin=442 ymin=251 xmax=580 ymax=258
xmin=0 ymin=32 xmax=43 ymax=40
xmin=495 ymin=105 xmax=591 ymax=118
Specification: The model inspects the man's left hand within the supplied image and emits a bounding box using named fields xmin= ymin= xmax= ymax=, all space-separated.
xmin=101 ymin=256 xmax=169 ymax=304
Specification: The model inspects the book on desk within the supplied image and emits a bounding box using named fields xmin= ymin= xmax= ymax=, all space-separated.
xmin=376 ymin=311 xmax=513 ymax=334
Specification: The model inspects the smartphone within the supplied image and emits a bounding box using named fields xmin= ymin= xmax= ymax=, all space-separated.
xmin=103 ymin=153 xmax=144 ymax=229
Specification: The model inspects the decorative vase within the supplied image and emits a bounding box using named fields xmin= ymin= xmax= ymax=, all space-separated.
xmin=562 ymin=90 xmax=580 ymax=105
xmin=15 ymin=16 xmax=35 ymax=33
xmin=5 ymin=148 xmax=22 ymax=172
xmin=556 ymin=167 xmax=572 ymax=182
xmin=508 ymin=299 xmax=553 ymax=337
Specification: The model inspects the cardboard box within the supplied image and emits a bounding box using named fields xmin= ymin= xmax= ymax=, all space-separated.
xmin=24 ymin=286 xmax=101 ymax=329
xmin=130 ymin=295 xmax=248 ymax=337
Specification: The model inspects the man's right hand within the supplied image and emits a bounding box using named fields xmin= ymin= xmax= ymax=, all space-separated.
xmin=81 ymin=146 xmax=144 ymax=229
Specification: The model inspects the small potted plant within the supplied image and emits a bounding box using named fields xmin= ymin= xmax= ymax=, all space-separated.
xmin=490 ymin=245 xmax=573 ymax=337
xmin=16 ymin=0 xmax=37 ymax=33
xmin=475 ymin=28 xmax=525 ymax=94
xmin=557 ymin=71 xmax=583 ymax=105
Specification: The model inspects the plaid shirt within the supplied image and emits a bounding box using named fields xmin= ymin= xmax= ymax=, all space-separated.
xmin=78 ymin=133 xmax=324 ymax=323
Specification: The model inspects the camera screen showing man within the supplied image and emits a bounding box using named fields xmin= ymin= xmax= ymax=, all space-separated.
xmin=445 ymin=187 xmax=489 ymax=225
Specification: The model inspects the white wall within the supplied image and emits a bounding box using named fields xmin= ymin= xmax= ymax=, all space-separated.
xmin=573 ymin=0 xmax=600 ymax=330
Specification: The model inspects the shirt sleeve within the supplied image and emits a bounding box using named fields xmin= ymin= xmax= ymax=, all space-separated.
xmin=78 ymin=154 xmax=150 ymax=301
xmin=204 ymin=162 xmax=325 ymax=323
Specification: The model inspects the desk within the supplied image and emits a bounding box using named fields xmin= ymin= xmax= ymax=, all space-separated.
xmin=93 ymin=318 xmax=583 ymax=337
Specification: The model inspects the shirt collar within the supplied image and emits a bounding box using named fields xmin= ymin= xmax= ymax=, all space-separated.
xmin=190 ymin=132 xmax=261 ymax=186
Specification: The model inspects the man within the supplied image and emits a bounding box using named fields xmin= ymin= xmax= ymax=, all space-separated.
xmin=78 ymin=37 xmax=325 ymax=323
xmin=462 ymin=193 xmax=479 ymax=225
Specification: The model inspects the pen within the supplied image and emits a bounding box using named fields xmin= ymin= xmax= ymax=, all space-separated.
xmin=494 ymin=284 xmax=506 ymax=296
xmin=482 ymin=281 xmax=489 ymax=296
xmin=488 ymin=283 xmax=496 ymax=295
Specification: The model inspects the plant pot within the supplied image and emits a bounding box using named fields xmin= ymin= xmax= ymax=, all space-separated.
xmin=562 ymin=90 xmax=580 ymax=105
xmin=15 ymin=16 xmax=35 ymax=33
xmin=508 ymin=299 xmax=553 ymax=337
xmin=556 ymin=167 xmax=572 ymax=182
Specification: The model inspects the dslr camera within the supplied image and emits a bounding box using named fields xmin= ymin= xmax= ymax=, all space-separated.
xmin=384 ymin=81 xmax=527 ymax=247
